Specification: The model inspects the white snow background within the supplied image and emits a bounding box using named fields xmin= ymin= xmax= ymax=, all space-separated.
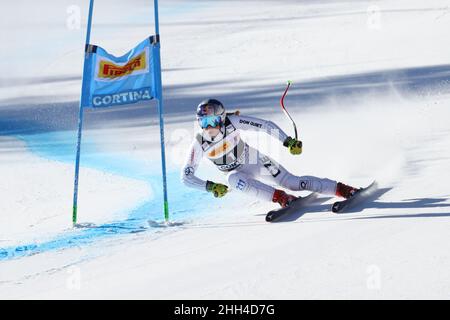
xmin=0 ymin=0 xmax=449 ymax=299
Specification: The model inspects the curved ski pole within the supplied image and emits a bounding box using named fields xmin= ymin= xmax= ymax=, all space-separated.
xmin=280 ymin=80 xmax=298 ymax=140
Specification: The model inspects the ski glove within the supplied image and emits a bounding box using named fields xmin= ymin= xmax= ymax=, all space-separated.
xmin=283 ymin=136 xmax=303 ymax=155
xmin=206 ymin=181 xmax=228 ymax=198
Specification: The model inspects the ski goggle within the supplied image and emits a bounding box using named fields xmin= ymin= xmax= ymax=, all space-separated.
xmin=198 ymin=115 xmax=222 ymax=129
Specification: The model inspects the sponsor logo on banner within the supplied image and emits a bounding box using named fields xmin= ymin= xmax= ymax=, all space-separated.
xmin=92 ymin=87 xmax=153 ymax=108
xmin=95 ymin=48 xmax=150 ymax=82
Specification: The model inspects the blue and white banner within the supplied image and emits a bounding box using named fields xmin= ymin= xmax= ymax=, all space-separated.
xmin=81 ymin=37 xmax=158 ymax=108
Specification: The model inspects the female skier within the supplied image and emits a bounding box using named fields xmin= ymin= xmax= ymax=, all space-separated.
xmin=181 ymin=99 xmax=359 ymax=208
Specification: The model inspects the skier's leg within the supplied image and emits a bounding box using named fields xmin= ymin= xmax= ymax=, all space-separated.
xmin=278 ymin=173 xmax=360 ymax=198
xmin=228 ymin=169 xmax=296 ymax=207
xmin=266 ymin=165 xmax=358 ymax=198
xmin=256 ymin=154 xmax=338 ymax=196
xmin=232 ymin=154 xmax=296 ymax=207
xmin=282 ymin=174 xmax=337 ymax=195
xmin=227 ymin=170 xmax=275 ymax=202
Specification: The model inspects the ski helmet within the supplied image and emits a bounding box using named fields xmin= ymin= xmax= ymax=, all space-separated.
xmin=196 ymin=99 xmax=225 ymax=129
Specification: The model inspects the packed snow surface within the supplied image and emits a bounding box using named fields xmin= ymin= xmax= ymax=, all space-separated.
xmin=0 ymin=0 xmax=449 ymax=299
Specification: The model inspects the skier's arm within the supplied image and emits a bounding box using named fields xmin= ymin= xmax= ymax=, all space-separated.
xmin=228 ymin=114 xmax=289 ymax=143
xmin=180 ymin=139 xmax=207 ymax=191
xmin=180 ymin=139 xmax=229 ymax=197
xmin=229 ymin=114 xmax=302 ymax=154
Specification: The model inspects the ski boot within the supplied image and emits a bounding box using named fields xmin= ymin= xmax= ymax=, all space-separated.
xmin=272 ymin=189 xmax=298 ymax=208
xmin=335 ymin=182 xmax=361 ymax=199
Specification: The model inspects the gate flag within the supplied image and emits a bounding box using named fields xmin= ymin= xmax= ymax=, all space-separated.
xmin=81 ymin=36 xmax=158 ymax=108
xmin=73 ymin=0 xmax=169 ymax=227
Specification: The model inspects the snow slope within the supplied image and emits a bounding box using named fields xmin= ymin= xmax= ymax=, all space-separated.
xmin=0 ymin=0 xmax=449 ymax=299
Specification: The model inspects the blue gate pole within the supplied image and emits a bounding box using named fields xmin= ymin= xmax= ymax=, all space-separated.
xmin=72 ymin=0 xmax=95 ymax=227
xmin=153 ymin=0 xmax=170 ymax=222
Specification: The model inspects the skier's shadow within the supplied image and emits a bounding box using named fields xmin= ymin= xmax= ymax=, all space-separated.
xmin=273 ymin=187 xmax=450 ymax=222
xmin=270 ymin=196 xmax=335 ymax=222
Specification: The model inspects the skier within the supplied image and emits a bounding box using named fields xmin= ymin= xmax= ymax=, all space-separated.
xmin=181 ymin=99 xmax=359 ymax=208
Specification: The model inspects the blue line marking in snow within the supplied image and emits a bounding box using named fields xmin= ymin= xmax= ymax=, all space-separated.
xmin=0 ymin=130 xmax=218 ymax=261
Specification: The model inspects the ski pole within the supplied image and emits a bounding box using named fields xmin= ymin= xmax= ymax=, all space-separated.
xmin=279 ymin=80 xmax=298 ymax=140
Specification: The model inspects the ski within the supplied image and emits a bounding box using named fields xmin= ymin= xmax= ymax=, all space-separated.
xmin=266 ymin=192 xmax=319 ymax=222
xmin=331 ymin=181 xmax=377 ymax=213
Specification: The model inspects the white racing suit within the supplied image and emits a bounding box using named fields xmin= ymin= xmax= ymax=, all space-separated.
xmin=181 ymin=114 xmax=338 ymax=202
